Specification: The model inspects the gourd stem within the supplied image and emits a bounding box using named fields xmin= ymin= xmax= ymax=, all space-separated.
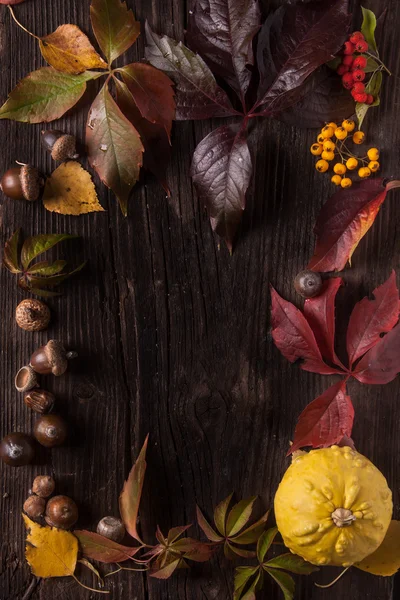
xmin=315 ymin=567 xmax=351 ymax=589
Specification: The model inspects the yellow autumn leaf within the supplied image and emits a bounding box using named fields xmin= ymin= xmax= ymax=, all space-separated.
xmin=356 ymin=520 xmax=400 ymax=576
xmin=23 ymin=514 xmax=78 ymax=578
xmin=40 ymin=24 xmax=108 ymax=74
xmin=43 ymin=161 xmax=105 ymax=215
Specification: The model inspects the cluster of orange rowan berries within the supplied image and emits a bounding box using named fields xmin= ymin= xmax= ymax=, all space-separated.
xmin=311 ymin=120 xmax=380 ymax=188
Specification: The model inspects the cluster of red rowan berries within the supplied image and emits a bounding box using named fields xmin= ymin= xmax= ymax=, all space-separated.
xmin=310 ymin=120 xmax=380 ymax=188
xmin=337 ymin=31 xmax=373 ymax=104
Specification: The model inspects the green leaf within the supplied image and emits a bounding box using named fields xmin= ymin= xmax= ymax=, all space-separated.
xmin=356 ymin=69 xmax=382 ymax=130
xmin=86 ymin=82 xmax=144 ymax=215
xmin=242 ymin=572 xmax=262 ymax=600
xmin=27 ymin=260 xmax=67 ymax=276
xmin=150 ymin=557 xmax=181 ymax=579
xmin=227 ymin=544 xmax=256 ymax=559
xmin=0 ymin=68 xmax=102 ymax=123
xmin=167 ymin=525 xmax=191 ymax=544
xmin=257 ymin=527 xmax=278 ymax=563
xmin=264 ymin=553 xmax=318 ymax=575
xmin=232 ymin=511 xmax=269 ymax=545
xmin=226 ymin=497 xmax=257 ymax=537
xmin=3 ymin=229 xmax=21 ymax=273
xmin=28 ymin=261 xmax=86 ymax=287
xmin=361 ymin=7 xmax=378 ymax=53
xmin=196 ymin=506 xmax=223 ymax=542
xmin=28 ymin=288 xmax=62 ymax=298
xmin=234 ymin=566 xmax=259 ymax=600
xmin=21 ymin=234 xmax=78 ymax=271
xmin=119 ymin=435 xmax=148 ymax=544
xmin=326 ymin=57 xmax=342 ymax=71
xmin=214 ymin=493 xmax=233 ymax=536
xmin=365 ymin=56 xmax=380 ymax=73
xmin=264 ymin=568 xmax=295 ymax=600
xmin=90 ymin=0 xmax=140 ymax=64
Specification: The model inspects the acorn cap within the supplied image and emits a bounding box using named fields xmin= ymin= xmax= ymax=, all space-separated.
xmin=51 ymin=134 xmax=78 ymax=161
xmin=15 ymin=298 xmax=51 ymax=332
xmin=15 ymin=365 xmax=38 ymax=393
xmin=44 ymin=340 xmax=69 ymax=376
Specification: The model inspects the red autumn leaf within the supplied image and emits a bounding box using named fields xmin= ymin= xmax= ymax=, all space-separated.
xmin=118 ymin=63 xmax=175 ymax=140
xmin=172 ymin=538 xmax=215 ymax=562
xmin=74 ymin=530 xmax=141 ymax=564
xmin=119 ymin=435 xmax=149 ymax=544
xmin=289 ymin=380 xmax=354 ymax=454
xmin=347 ymin=270 xmax=400 ymax=368
xmin=270 ymin=286 xmax=342 ymax=375
xmin=304 ymin=277 xmax=345 ymax=368
xmin=353 ymin=324 xmax=400 ymax=384
xmin=308 ymin=179 xmax=400 ymax=272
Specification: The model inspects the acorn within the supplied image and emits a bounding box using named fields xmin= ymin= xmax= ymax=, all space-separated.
xmin=0 ymin=165 xmax=41 ymax=201
xmin=0 ymin=432 xmax=35 ymax=466
xmin=24 ymin=389 xmax=55 ymax=414
xmin=15 ymin=365 xmax=39 ymax=393
xmin=41 ymin=130 xmax=79 ymax=162
xmin=32 ymin=474 xmax=55 ymax=498
xmin=15 ymin=298 xmax=51 ymax=331
xmin=97 ymin=516 xmax=126 ymax=543
xmin=30 ymin=340 xmax=77 ymax=376
xmin=33 ymin=414 xmax=67 ymax=448
xmin=45 ymin=495 xmax=78 ymax=529
xmin=23 ymin=495 xmax=46 ymax=518
xmin=294 ymin=270 xmax=323 ymax=299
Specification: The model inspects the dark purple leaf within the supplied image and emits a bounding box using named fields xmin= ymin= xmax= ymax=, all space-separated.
xmin=191 ymin=124 xmax=252 ymax=252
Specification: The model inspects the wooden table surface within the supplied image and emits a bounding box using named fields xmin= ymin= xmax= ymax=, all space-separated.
xmin=0 ymin=0 xmax=399 ymax=599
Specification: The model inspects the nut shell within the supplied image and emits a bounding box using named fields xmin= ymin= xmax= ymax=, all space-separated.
xmin=45 ymin=495 xmax=78 ymax=529
xmin=33 ymin=414 xmax=67 ymax=447
xmin=30 ymin=340 xmax=70 ymax=376
xmin=23 ymin=495 xmax=46 ymax=518
xmin=15 ymin=365 xmax=38 ymax=393
xmin=20 ymin=165 xmax=41 ymax=201
xmin=97 ymin=516 xmax=126 ymax=543
xmin=24 ymin=389 xmax=55 ymax=414
xmin=16 ymin=299 xmax=50 ymax=331
xmin=32 ymin=475 xmax=55 ymax=498
xmin=0 ymin=432 xmax=35 ymax=466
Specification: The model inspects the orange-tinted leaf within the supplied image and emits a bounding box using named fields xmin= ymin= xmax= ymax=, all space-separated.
xmin=156 ymin=526 xmax=166 ymax=545
xmin=356 ymin=520 xmax=400 ymax=576
xmin=119 ymin=435 xmax=148 ymax=543
xmin=167 ymin=525 xmax=191 ymax=544
xmin=232 ymin=511 xmax=269 ymax=545
xmin=90 ymin=0 xmax=140 ymax=64
xmin=119 ymin=63 xmax=175 ymax=140
xmin=150 ymin=558 xmax=181 ymax=579
xmin=196 ymin=506 xmax=223 ymax=542
xmin=40 ymin=25 xmax=108 ymax=74
xmin=226 ymin=497 xmax=257 ymax=537
xmin=86 ymin=83 xmax=144 ymax=215
xmin=214 ymin=493 xmax=233 ymax=535
xmin=2 ymin=229 xmax=21 ymax=273
xmin=74 ymin=530 xmax=140 ymax=564
xmin=172 ymin=538 xmax=215 ymax=562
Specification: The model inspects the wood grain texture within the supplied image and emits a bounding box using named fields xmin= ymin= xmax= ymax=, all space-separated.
xmin=0 ymin=0 xmax=399 ymax=599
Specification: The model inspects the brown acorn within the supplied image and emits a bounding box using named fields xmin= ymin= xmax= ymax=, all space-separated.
xmin=294 ymin=270 xmax=323 ymax=299
xmin=0 ymin=432 xmax=35 ymax=466
xmin=32 ymin=475 xmax=55 ymax=498
xmin=97 ymin=516 xmax=126 ymax=543
xmin=0 ymin=165 xmax=42 ymax=201
xmin=23 ymin=495 xmax=46 ymax=518
xmin=45 ymin=495 xmax=78 ymax=529
xmin=33 ymin=414 xmax=67 ymax=447
xmin=24 ymin=389 xmax=55 ymax=414
xmin=15 ymin=299 xmax=51 ymax=331
xmin=41 ymin=130 xmax=79 ymax=162
xmin=15 ymin=365 xmax=38 ymax=393
xmin=30 ymin=340 xmax=77 ymax=376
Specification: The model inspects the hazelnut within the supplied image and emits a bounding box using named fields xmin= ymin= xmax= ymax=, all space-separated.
xmin=45 ymin=495 xmax=78 ymax=529
xmin=33 ymin=414 xmax=67 ymax=447
xmin=41 ymin=130 xmax=79 ymax=162
xmin=0 ymin=165 xmax=42 ymax=201
xmin=32 ymin=475 xmax=55 ymax=498
xmin=16 ymin=299 xmax=51 ymax=331
xmin=15 ymin=365 xmax=38 ymax=393
xmin=30 ymin=340 xmax=77 ymax=376
xmin=294 ymin=270 xmax=323 ymax=298
xmin=0 ymin=432 xmax=35 ymax=466
xmin=23 ymin=495 xmax=46 ymax=518
xmin=97 ymin=516 xmax=126 ymax=543
xmin=24 ymin=389 xmax=55 ymax=414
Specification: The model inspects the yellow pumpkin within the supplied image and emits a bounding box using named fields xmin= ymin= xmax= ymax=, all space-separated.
xmin=274 ymin=446 xmax=392 ymax=567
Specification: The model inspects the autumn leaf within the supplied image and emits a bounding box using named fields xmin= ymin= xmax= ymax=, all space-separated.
xmin=150 ymin=558 xmax=182 ymax=579
xmin=263 ymin=553 xmax=318 ymax=575
xmin=90 ymin=0 xmax=140 ymax=64
xmin=226 ymin=497 xmax=257 ymax=537
xmin=0 ymin=68 xmax=102 ymax=123
xmin=43 ymin=161 xmax=105 ymax=215
xmin=214 ymin=493 xmax=233 ymax=536
xmin=196 ymin=506 xmax=223 ymax=542
xmin=361 ymin=6 xmax=378 ymax=53
xmin=118 ymin=63 xmax=175 ymax=140
xmin=2 ymin=228 xmax=21 ymax=273
xmin=263 ymin=568 xmax=295 ymax=600
xmin=308 ymin=179 xmax=400 ymax=272
xmin=234 ymin=566 xmax=260 ymax=600
xmin=74 ymin=530 xmax=141 ymax=564
xmin=21 ymin=233 xmax=78 ymax=270
xmin=356 ymin=520 xmax=400 ymax=576
xmin=119 ymin=435 xmax=148 ymax=543
xmin=257 ymin=528 xmax=278 ymax=563
xmin=39 ymin=24 xmax=108 ymax=74
xmin=191 ymin=124 xmax=252 ymax=252
xmin=232 ymin=512 xmax=269 ymax=545
xmin=86 ymin=83 xmax=144 ymax=215
xmin=353 ymin=324 xmax=400 ymax=384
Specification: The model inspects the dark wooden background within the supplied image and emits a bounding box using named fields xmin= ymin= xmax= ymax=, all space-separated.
xmin=0 ymin=0 xmax=399 ymax=598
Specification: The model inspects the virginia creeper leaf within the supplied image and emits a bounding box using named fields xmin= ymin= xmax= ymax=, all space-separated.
xmin=145 ymin=23 xmax=236 ymax=120
xmin=356 ymin=520 xmax=400 ymax=576
xmin=27 ymin=260 xmax=67 ymax=276
xmin=227 ymin=545 xmax=256 ymax=559
xmin=353 ymin=324 xmax=400 ymax=384
xmin=347 ymin=271 xmax=399 ymax=368
xmin=234 ymin=566 xmax=259 ymax=600
xmin=90 ymin=0 xmax=140 ymax=64
xmin=270 ymin=286 xmax=342 ymax=375
xmin=0 ymin=68 xmax=101 ymax=123
xmin=119 ymin=435 xmax=148 ymax=543
xmin=264 ymin=553 xmax=318 ymax=575
xmin=256 ymin=0 xmax=351 ymax=115
xmin=308 ymin=179 xmax=400 ymax=272
xmin=356 ymin=69 xmax=382 ymax=130
xmin=86 ymin=83 xmax=144 ymax=215
xmin=226 ymin=497 xmax=257 ymax=537
xmin=257 ymin=527 xmax=278 ymax=563
xmin=39 ymin=24 xmax=108 ymax=74
xmin=167 ymin=525 xmax=191 ymax=544
xmin=119 ymin=63 xmax=175 ymax=140
xmin=361 ymin=6 xmax=377 ymax=52
xmin=74 ymin=530 xmax=141 ymax=564
xmin=191 ymin=124 xmax=252 ymax=252
xmin=196 ymin=506 xmax=223 ymax=542
xmin=27 ymin=261 xmax=86 ymax=288
xmin=2 ymin=229 xmax=21 ymax=273
xmin=150 ymin=558 xmax=181 ymax=579
xmin=289 ymin=380 xmax=354 ymax=454
xmin=214 ymin=493 xmax=233 ymax=536
xmin=186 ymin=0 xmax=261 ymax=100
xmin=21 ymin=234 xmax=78 ymax=271
xmin=232 ymin=511 xmax=269 ymax=545
xmin=264 ymin=567 xmax=295 ymax=600
xmin=172 ymin=538 xmax=214 ymax=562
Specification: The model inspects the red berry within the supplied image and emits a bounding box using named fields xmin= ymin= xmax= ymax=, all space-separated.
xmin=352 ymin=56 xmax=367 ymax=70
xmin=337 ymin=64 xmax=350 ymax=75
xmin=355 ymin=40 xmax=369 ymax=52
xmin=342 ymin=73 xmax=354 ymax=89
xmin=350 ymin=32 xmax=364 ymax=44
xmin=342 ymin=55 xmax=354 ymax=66
xmin=344 ymin=41 xmax=355 ymax=54
xmin=351 ymin=88 xmax=359 ymax=99
xmin=366 ymin=94 xmax=374 ymax=105
xmin=352 ymin=82 xmax=366 ymax=93
xmin=354 ymin=92 xmax=368 ymax=103
xmin=353 ymin=69 xmax=366 ymax=82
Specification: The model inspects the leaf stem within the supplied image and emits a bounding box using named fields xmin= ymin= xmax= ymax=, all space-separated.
xmin=315 ymin=566 xmax=350 ymax=589
xmin=8 ymin=6 xmax=39 ymax=40
xmin=104 ymin=563 xmax=149 ymax=578
xmin=72 ymin=574 xmax=110 ymax=594
xmin=366 ymin=51 xmax=391 ymax=76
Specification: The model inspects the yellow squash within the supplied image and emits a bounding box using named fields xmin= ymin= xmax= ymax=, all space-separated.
xmin=274 ymin=446 xmax=392 ymax=567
